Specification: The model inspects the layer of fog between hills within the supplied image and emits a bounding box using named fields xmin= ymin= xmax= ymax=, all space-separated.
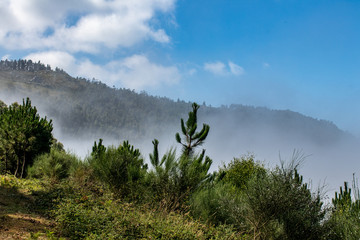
xmin=0 ymin=67 xmax=359 ymax=200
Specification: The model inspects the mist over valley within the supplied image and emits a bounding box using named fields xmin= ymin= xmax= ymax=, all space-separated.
xmin=0 ymin=60 xmax=358 ymax=196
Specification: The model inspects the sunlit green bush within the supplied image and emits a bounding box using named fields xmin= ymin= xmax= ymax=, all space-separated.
xmin=54 ymin=193 xmax=242 ymax=240
xmin=28 ymin=148 xmax=80 ymax=181
xmin=219 ymin=154 xmax=266 ymax=191
xmin=243 ymin=160 xmax=328 ymax=239
xmin=326 ymin=181 xmax=360 ymax=239
xmin=190 ymin=182 xmax=243 ymax=226
xmin=88 ymin=140 xmax=148 ymax=199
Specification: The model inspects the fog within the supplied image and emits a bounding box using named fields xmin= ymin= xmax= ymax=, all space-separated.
xmin=1 ymin=90 xmax=359 ymax=200
xmin=205 ymin=123 xmax=359 ymax=196
xmin=57 ymin=105 xmax=360 ymax=200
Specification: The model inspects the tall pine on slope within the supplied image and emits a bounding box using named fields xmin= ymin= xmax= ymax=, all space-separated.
xmin=147 ymin=103 xmax=213 ymax=210
xmin=0 ymin=98 xmax=53 ymax=177
xmin=176 ymin=103 xmax=212 ymax=199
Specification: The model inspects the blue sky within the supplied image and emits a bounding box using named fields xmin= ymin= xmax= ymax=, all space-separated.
xmin=1 ymin=0 xmax=360 ymax=135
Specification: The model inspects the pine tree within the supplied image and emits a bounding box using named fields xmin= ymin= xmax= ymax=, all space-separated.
xmin=175 ymin=103 xmax=213 ymax=202
xmin=175 ymin=103 xmax=210 ymax=157
xmin=0 ymin=98 xmax=53 ymax=177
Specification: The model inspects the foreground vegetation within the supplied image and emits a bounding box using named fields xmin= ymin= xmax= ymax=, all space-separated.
xmin=0 ymin=98 xmax=359 ymax=239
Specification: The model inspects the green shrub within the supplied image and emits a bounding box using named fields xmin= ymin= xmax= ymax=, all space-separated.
xmin=53 ymin=193 xmax=242 ymax=240
xmin=0 ymin=174 xmax=44 ymax=191
xmin=147 ymin=145 xmax=180 ymax=210
xmin=148 ymin=138 xmax=213 ymax=211
xmin=219 ymin=154 xmax=266 ymax=191
xmin=190 ymin=155 xmax=267 ymax=230
xmin=190 ymin=182 xmax=243 ymax=226
xmin=243 ymin=160 xmax=328 ymax=239
xmin=28 ymin=148 xmax=80 ymax=181
xmin=68 ymin=163 xmax=106 ymax=196
xmin=88 ymin=140 xmax=148 ymax=199
xmin=326 ymin=181 xmax=360 ymax=239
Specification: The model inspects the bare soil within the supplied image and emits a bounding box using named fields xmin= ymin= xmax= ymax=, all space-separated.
xmin=0 ymin=186 xmax=54 ymax=239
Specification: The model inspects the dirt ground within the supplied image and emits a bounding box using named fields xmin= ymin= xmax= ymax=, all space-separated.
xmin=0 ymin=186 xmax=54 ymax=239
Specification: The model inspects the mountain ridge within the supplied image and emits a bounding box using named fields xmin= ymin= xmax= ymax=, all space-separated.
xmin=0 ymin=59 xmax=351 ymax=146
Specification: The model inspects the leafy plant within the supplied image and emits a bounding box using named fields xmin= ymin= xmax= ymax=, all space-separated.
xmin=191 ymin=155 xmax=266 ymax=228
xmin=243 ymin=158 xmax=327 ymax=239
xmin=219 ymin=154 xmax=266 ymax=191
xmin=28 ymin=148 xmax=80 ymax=181
xmin=88 ymin=140 xmax=148 ymax=199
xmin=191 ymin=182 xmax=243 ymax=226
xmin=148 ymin=139 xmax=179 ymax=209
xmin=53 ymin=193 xmax=241 ymax=240
xmin=146 ymin=103 xmax=213 ymax=210
xmin=327 ymin=179 xmax=360 ymax=239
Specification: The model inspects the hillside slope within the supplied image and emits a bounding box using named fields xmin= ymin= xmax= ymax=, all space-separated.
xmin=1 ymin=59 xmax=359 ymax=193
xmin=0 ymin=60 xmax=349 ymax=145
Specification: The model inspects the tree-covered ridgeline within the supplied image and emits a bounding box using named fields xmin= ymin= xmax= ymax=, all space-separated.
xmin=0 ymin=59 xmax=56 ymax=72
xmin=0 ymin=59 xmax=349 ymax=146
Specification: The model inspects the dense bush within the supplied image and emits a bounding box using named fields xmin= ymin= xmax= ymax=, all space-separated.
xmin=28 ymin=148 xmax=80 ymax=181
xmin=190 ymin=155 xmax=266 ymax=229
xmin=147 ymin=141 xmax=214 ymax=211
xmin=88 ymin=140 xmax=148 ymax=199
xmin=147 ymin=143 xmax=179 ymax=210
xmin=242 ymin=160 xmax=327 ymax=239
xmin=54 ymin=193 xmax=241 ymax=240
xmin=326 ymin=181 xmax=360 ymax=239
xmin=219 ymin=154 xmax=266 ymax=191
xmin=190 ymin=182 xmax=243 ymax=226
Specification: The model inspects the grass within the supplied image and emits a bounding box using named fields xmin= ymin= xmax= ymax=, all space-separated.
xmin=0 ymin=175 xmax=244 ymax=239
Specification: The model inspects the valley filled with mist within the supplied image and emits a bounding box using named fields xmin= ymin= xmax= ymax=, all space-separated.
xmin=0 ymin=60 xmax=358 ymax=195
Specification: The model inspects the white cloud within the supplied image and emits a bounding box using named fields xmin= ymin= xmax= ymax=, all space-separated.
xmin=204 ymin=61 xmax=226 ymax=75
xmin=0 ymin=0 xmax=175 ymax=52
xmin=25 ymin=51 xmax=180 ymax=90
xmin=112 ymin=54 xmax=180 ymax=89
xmin=204 ymin=61 xmax=244 ymax=76
xmin=228 ymin=61 xmax=244 ymax=76
xmin=26 ymin=51 xmax=77 ymax=72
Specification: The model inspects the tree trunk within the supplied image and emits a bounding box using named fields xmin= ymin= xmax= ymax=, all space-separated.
xmin=20 ymin=153 xmax=26 ymax=178
xmin=14 ymin=157 xmax=20 ymax=177
xmin=4 ymin=153 xmax=7 ymax=173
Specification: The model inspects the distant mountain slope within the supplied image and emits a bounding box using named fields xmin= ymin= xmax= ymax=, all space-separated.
xmin=0 ymin=59 xmax=350 ymax=147
xmin=2 ymin=59 xmax=359 ymax=199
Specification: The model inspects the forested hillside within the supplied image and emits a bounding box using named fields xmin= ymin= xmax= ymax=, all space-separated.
xmin=0 ymin=59 xmax=349 ymax=146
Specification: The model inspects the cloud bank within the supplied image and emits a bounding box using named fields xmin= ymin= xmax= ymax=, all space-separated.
xmin=26 ymin=51 xmax=180 ymax=90
xmin=0 ymin=0 xmax=174 ymax=52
